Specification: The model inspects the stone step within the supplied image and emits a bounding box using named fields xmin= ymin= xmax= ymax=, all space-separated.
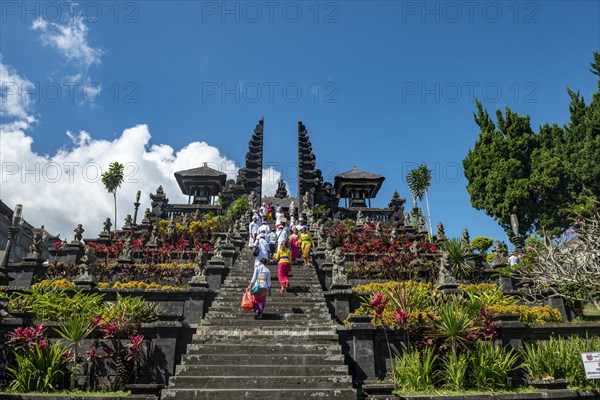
xmin=201 ymin=320 xmax=333 ymax=328
xmin=161 ymin=388 xmax=356 ymax=400
xmin=168 ymin=375 xmax=352 ymax=389
xmin=191 ymin=332 xmax=340 ymax=343
xmin=206 ymin=312 xmax=314 ymax=319
xmin=175 ymin=364 xmax=349 ymax=376
xmin=185 ymin=343 xmax=341 ymax=354
xmin=180 ymin=353 xmax=345 ymax=365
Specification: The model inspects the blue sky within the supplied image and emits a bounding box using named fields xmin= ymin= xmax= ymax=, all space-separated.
xmin=1 ymin=0 xmax=599 ymax=241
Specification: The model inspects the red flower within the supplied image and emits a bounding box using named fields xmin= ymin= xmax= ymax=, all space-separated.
xmin=394 ymin=308 xmax=410 ymax=325
xmin=99 ymin=323 xmax=118 ymax=338
xmin=369 ymin=293 xmax=384 ymax=308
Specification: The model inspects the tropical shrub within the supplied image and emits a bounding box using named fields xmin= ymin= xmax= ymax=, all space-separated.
xmin=487 ymin=304 xmax=562 ymax=323
xmin=469 ymin=341 xmax=519 ymax=389
xmin=459 ymin=283 xmax=518 ymax=317
xmin=521 ymin=336 xmax=600 ymax=388
xmin=32 ymin=279 xmax=75 ymax=289
xmin=7 ymin=341 xmax=69 ymax=392
xmin=394 ymin=346 xmax=439 ymax=390
xmin=442 ymin=351 xmax=470 ymax=390
xmin=8 ymin=288 xmax=104 ymax=321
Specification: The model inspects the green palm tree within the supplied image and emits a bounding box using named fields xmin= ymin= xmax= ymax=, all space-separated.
xmin=406 ymin=164 xmax=432 ymax=235
xmin=101 ymin=162 xmax=125 ymax=226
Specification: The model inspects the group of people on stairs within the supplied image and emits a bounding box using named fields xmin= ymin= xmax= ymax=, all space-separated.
xmin=245 ymin=204 xmax=314 ymax=319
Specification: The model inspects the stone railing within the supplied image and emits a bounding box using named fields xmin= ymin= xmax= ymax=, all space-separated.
xmin=164 ymin=204 xmax=222 ymax=218
xmin=336 ymin=207 xmax=393 ymax=222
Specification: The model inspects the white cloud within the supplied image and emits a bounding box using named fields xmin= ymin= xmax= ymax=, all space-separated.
xmin=262 ymin=167 xmax=283 ymax=197
xmin=0 ymin=57 xmax=36 ymax=127
xmin=31 ymin=17 xmax=103 ymax=70
xmin=1 ymin=123 xmax=290 ymax=240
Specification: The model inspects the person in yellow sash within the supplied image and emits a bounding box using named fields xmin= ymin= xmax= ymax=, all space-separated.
xmin=274 ymin=240 xmax=292 ymax=293
xmin=299 ymin=226 xmax=314 ymax=267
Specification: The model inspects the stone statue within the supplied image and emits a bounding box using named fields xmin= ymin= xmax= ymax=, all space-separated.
xmin=73 ymin=224 xmax=84 ymax=244
xmin=167 ymin=218 xmax=176 ymax=238
xmin=27 ymin=231 xmax=43 ymax=259
xmin=302 ymin=191 xmax=311 ymax=212
xmin=492 ymin=240 xmax=508 ymax=266
xmin=390 ymin=226 xmax=398 ymax=243
xmin=374 ymin=222 xmax=382 ymax=237
xmin=101 ymin=218 xmax=111 ymax=235
xmin=123 ymin=214 xmax=133 ymax=229
xmin=78 ymin=245 xmax=97 ymax=277
xmin=438 ymin=250 xmax=457 ymax=285
xmin=436 ymin=222 xmax=446 ymax=241
xmin=147 ymin=226 xmax=158 ymax=247
xmin=211 ymin=237 xmax=224 ymax=260
xmin=248 ymin=191 xmax=258 ymax=210
xmin=193 ymin=210 xmax=201 ymax=221
xmin=403 ymin=212 xmax=411 ymax=227
xmin=461 ymin=229 xmax=470 ymax=249
xmin=355 ymin=211 xmax=365 ymax=228
xmin=182 ymin=213 xmax=191 ymax=228
xmin=331 ymin=248 xmax=349 ymax=287
xmin=142 ymin=209 xmax=152 ymax=224
xmin=325 ymin=236 xmax=335 ymax=261
xmin=121 ymin=235 xmax=133 ymax=260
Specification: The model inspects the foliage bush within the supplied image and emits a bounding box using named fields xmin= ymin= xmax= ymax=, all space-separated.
xmin=394 ymin=346 xmax=439 ymax=391
xmin=487 ymin=304 xmax=562 ymax=324
xmin=7 ymin=289 xmax=161 ymax=324
xmin=32 ymin=279 xmax=75 ymax=289
xmin=470 ymin=237 xmax=494 ymax=254
xmin=7 ymin=340 xmax=69 ymax=392
xmin=469 ymin=341 xmax=519 ymax=389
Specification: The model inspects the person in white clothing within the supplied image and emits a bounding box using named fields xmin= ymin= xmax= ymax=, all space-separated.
xmin=258 ymin=220 xmax=270 ymax=237
xmin=508 ymin=251 xmax=519 ymax=266
xmin=248 ymin=215 xmax=259 ymax=245
xmin=276 ymin=224 xmax=288 ymax=251
xmin=253 ymin=234 xmax=270 ymax=266
xmin=247 ymin=258 xmax=271 ymax=319
xmin=275 ymin=207 xmax=284 ymax=229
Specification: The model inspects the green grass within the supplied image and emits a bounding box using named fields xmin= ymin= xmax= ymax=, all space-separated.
xmin=392 ymin=387 xmax=535 ymax=397
xmin=0 ymin=390 xmax=130 ymax=397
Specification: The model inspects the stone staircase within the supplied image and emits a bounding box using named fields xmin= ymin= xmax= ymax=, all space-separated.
xmin=161 ymin=247 xmax=356 ymax=399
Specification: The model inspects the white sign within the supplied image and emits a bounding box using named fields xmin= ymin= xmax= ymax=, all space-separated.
xmin=581 ymin=352 xmax=600 ymax=379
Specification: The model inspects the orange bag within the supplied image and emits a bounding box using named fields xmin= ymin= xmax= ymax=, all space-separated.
xmin=241 ymin=290 xmax=254 ymax=311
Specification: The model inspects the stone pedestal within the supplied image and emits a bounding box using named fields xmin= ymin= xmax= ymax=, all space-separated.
xmin=321 ymin=262 xmax=333 ymax=290
xmin=205 ymin=259 xmax=226 ymax=290
xmin=547 ymin=296 xmax=568 ymax=322
xmin=63 ymin=243 xmax=83 ymax=264
xmin=220 ymin=246 xmax=236 ymax=268
xmin=74 ymin=273 xmax=97 ymax=290
xmin=438 ymin=283 xmax=460 ymax=294
xmin=9 ymin=258 xmax=42 ymax=287
xmin=313 ymin=248 xmax=325 ymax=269
xmin=189 ymin=273 xmax=209 ymax=288
xmin=324 ymin=288 xmax=352 ymax=323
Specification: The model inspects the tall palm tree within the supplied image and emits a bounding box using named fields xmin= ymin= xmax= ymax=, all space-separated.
xmin=406 ymin=164 xmax=432 ymax=236
xmin=101 ymin=162 xmax=125 ymax=227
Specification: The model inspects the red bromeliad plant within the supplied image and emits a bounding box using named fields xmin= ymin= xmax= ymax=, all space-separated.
xmin=6 ymin=324 xmax=47 ymax=352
